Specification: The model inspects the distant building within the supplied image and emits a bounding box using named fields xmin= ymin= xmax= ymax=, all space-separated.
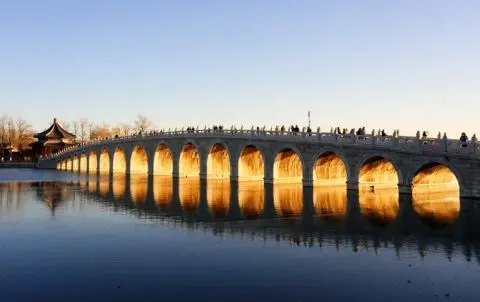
xmin=31 ymin=118 xmax=77 ymax=158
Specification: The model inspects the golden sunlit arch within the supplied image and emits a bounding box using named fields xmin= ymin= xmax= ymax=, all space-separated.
xmin=80 ymin=153 xmax=88 ymax=172
xmin=88 ymin=151 xmax=98 ymax=173
xmin=273 ymin=148 xmax=303 ymax=183
xmin=312 ymin=151 xmax=348 ymax=185
xmin=130 ymin=145 xmax=148 ymax=174
xmin=72 ymin=156 xmax=79 ymax=172
xmin=207 ymin=143 xmax=231 ymax=179
xmin=113 ymin=146 xmax=126 ymax=173
xmin=154 ymin=144 xmax=173 ymax=175
xmin=358 ymin=155 xmax=400 ymax=189
xmin=99 ymin=148 xmax=110 ymax=173
xmin=238 ymin=145 xmax=264 ymax=180
xmin=179 ymin=142 xmax=200 ymax=177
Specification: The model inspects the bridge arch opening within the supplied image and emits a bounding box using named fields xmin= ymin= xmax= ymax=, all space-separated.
xmin=274 ymin=148 xmax=303 ymax=183
xmin=207 ymin=180 xmax=230 ymax=217
xmin=274 ymin=183 xmax=303 ymax=217
xmin=99 ymin=149 xmax=110 ymax=173
xmin=238 ymin=145 xmax=264 ymax=180
xmin=67 ymin=158 xmax=73 ymax=171
xmin=72 ymin=156 xmax=79 ymax=172
xmin=62 ymin=160 xmax=67 ymax=171
xmin=56 ymin=162 xmax=61 ymax=170
xmin=113 ymin=147 xmax=126 ymax=173
xmin=207 ymin=143 xmax=231 ymax=179
xmin=154 ymin=144 xmax=173 ymax=175
xmin=130 ymin=145 xmax=148 ymax=174
xmin=88 ymin=151 xmax=98 ymax=173
xmin=359 ymin=156 xmax=399 ymax=189
xmin=411 ymin=163 xmax=460 ymax=225
xmin=179 ymin=143 xmax=200 ymax=177
xmin=412 ymin=163 xmax=459 ymax=192
xmin=313 ymin=152 xmax=347 ymax=185
xmin=80 ymin=153 xmax=88 ymax=172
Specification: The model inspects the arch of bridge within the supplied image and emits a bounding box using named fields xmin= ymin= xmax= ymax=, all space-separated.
xmin=353 ymin=151 xmax=405 ymax=185
xmin=406 ymin=158 xmax=464 ymax=189
xmin=310 ymin=147 xmax=352 ymax=182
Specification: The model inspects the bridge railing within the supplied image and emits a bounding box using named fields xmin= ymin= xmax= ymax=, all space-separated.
xmin=39 ymin=128 xmax=480 ymax=160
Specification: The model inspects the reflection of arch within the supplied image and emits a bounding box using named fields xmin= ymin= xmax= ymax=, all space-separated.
xmin=72 ymin=156 xmax=79 ymax=172
xmin=273 ymin=148 xmax=303 ymax=183
xmin=358 ymin=155 xmax=400 ymax=188
xmin=80 ymin=153 xmax=88 ymax=172
xmin=99 ymin=148 xmax=110 ymax=173
xmin=98 ymin=174 xmax=110 ymax=196
xmin=412 ymin=190 xmax=460 ymax=224
xmin=238 ymin=145 xmax=264 ymax=180
xmin=130 ymin=145 xmax=148 ymax=174
xmin=179 ymin=143 xmax=200 ymax=177
xmin=179 ymin=178 xmax=200 ymax=214
xmin=238 ymin=181 xmax=264 ymax=218
xmin=130 ymin=174 xmax=148 ymax=205
xmin=154 ymin=144 xmax=173 ymax=175
xmin=207 ymin=180 xmax=230 ymax=217
xmin=207 ymin=143 xmax=231 ymax=179
xmin=312 ymin=151 xmax=348 ymax=185
xmin=359 ymin=189 xmax=399 ymax=225
xmin=153 ymin=176 xmax=173 ymax=208
xmin=411 ymin=162 xmax=460 ymax=193
xmin=112 ymin=173 xmax=126 ymax=199
xmin=313 ymin=187 xmax=347 ymax=220
xmin=273 ymin=183 xmax=303 ymax=217
xmin=113 ymin=147 xmax=126 ymax=173
xmin=88 ymin=151 xmax=98 ymax=173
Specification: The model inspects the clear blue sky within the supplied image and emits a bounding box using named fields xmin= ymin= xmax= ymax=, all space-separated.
xmin=1 ymin=0 xmax=479 ymax=137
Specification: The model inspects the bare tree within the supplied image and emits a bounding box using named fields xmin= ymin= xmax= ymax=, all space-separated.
xmin=134 ymin=115 xmax=153 ymax=133
xmin=15 ymin=118 xmax=33 ymax=151
xmin=0 ymin=115 xmax=8 ymax=155
xmin=78 ymin=118 xmax=89 ymax=143
xmin=119 ymin=123 xmax=132 ymax=136
xmin=72 ymin=120 xmax=79 ymax=138
xmin=7 ymin=117 xmax=15 ymax=147
xmin=59 ymin=119 xmax=72 ymax=132
xmin=90 ymin=123 xmax=111 ymax=140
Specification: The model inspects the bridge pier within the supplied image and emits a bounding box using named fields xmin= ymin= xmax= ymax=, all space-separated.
xmin=398 ymin=184 xmax=412 ymax=195
xmin=346 ymin=181 xmax=358 ymax=191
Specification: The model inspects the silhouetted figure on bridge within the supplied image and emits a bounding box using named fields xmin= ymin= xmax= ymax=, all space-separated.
xmin=422 ymin=131 xmax=428 ymax=140
xmin=281 ymin=125 xmax=285 ymax=132
xmin=460 ymin=132 xmax=468 ymax=147
xmin=381 ymin=129 xmax=386 ymax=137
xmin=307 ymin=126 xmax=312 ymax=136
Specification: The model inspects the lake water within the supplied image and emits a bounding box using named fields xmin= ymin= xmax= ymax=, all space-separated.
xmin=0 ymin=169 xmax=479 ymax=302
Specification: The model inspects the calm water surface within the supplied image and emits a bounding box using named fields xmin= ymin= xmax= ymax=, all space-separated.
xmin=0 ymin=169 xmax=479 ymax=302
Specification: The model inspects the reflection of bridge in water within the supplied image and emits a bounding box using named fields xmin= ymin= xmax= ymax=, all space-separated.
xmin=27 ymin=174 xmax=480 ymax=264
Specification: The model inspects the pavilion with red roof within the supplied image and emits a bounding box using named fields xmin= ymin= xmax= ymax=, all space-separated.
xmin=30 ymin=118 xmax=77 ymax=158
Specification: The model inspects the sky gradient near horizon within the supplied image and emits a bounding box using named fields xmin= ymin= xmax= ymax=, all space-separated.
xmin=1 ymin=0 xmax=479 ymax=136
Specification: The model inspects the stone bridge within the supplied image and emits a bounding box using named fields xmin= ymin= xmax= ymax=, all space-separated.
xmin=37 ymin=128 xmax=480 ymax=198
